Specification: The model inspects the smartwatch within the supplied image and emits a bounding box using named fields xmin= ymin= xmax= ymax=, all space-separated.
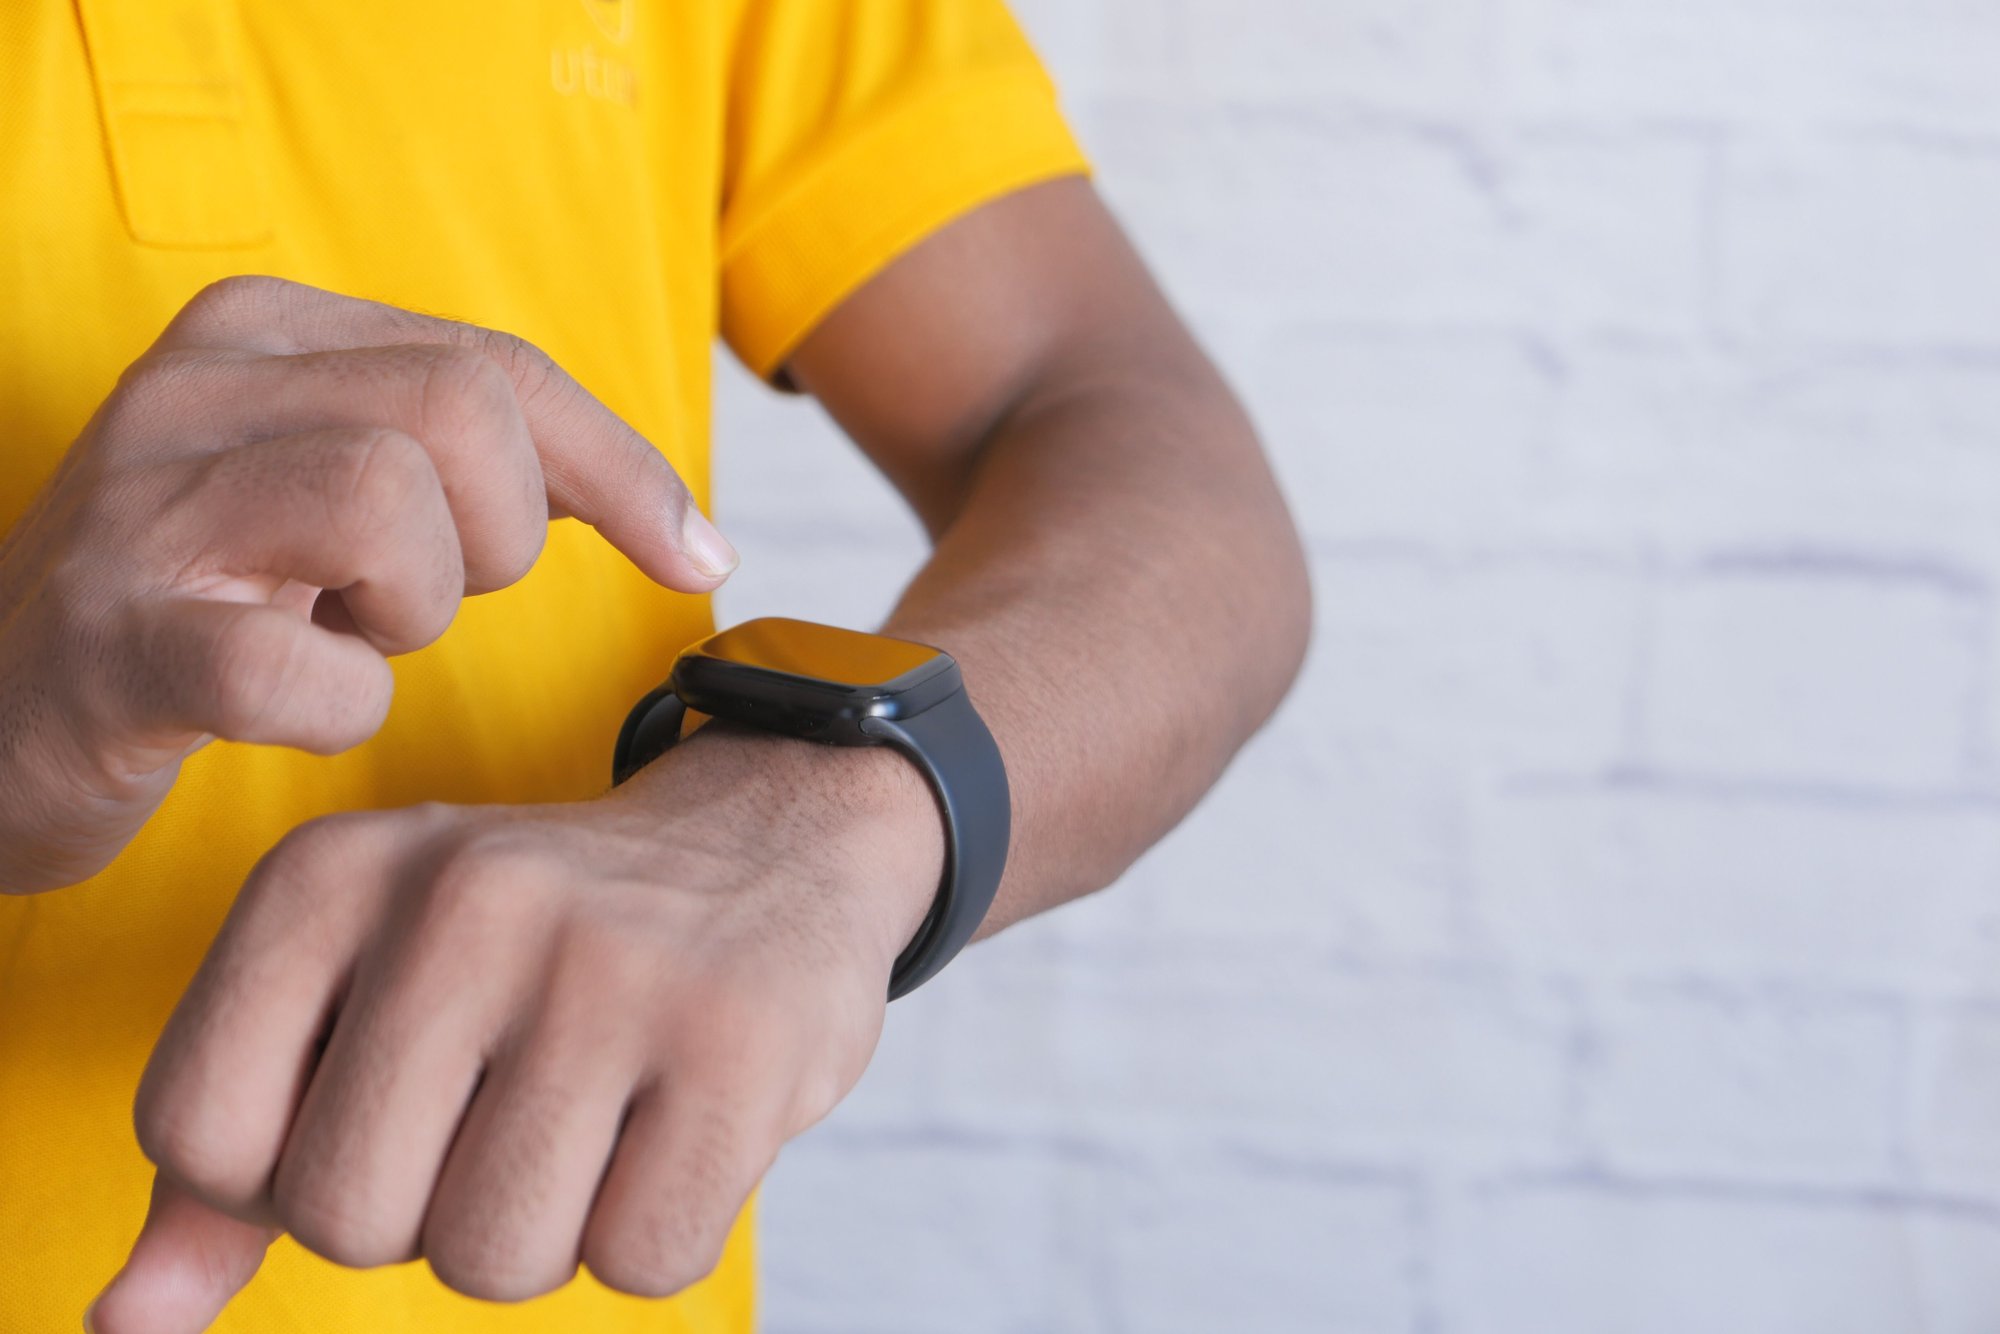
xmin=611 ymin=617 xmax=1010 ymax=1000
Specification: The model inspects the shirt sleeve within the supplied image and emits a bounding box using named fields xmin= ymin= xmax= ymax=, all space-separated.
xmin=717 ymin=0 xmax=1091 ymax=382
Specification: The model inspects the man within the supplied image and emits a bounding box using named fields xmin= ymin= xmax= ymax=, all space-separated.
xmin=0 ymin=2 xmax=1309 ymax=1331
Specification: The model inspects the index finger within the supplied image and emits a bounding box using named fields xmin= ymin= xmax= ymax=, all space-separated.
xmin=155 ymin=275 xmax=736 ymax=591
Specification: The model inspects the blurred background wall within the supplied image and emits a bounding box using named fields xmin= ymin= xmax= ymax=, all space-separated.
xmin=713 ymin=1 xmax=2000 ymax=1330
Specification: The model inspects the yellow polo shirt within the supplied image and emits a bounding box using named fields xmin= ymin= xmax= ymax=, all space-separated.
xmin=0 ymin=2 xmax=1086 ymax=1329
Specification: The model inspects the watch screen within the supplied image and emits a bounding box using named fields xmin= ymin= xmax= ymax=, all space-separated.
xmin=695 ymin=618 xmax=942 ymax=688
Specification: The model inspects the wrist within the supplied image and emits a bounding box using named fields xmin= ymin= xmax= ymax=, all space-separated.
xmin=612 ymin=719 xmax=946 ymax=969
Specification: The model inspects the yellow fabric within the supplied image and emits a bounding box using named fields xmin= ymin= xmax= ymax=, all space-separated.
xmin=0 ymin=2 xmax=1086 ymax=1330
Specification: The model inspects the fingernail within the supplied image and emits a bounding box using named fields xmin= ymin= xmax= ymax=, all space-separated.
xmin=680 ymin=505 xmax=738 ymax=581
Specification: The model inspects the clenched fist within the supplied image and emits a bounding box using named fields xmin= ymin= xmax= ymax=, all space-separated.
xmin=87 ymin=724 xmax=942 ymax=1332
xmin=0 ymin=275 xmax=735 ymax=893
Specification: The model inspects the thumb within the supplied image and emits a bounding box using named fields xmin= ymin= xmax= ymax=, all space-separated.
xmin=86 ymin=1175 xmax=275 ymax=1334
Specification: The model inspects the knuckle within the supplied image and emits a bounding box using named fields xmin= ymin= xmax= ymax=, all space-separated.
xmin=325 ymin=428 xmax=432 ymax=540
xmin=498 ymin=510 xmax=546 ymax=586
xmin=110 ymin=349 xmax=201 ymax=404
xmin=417 ymin=833 xmax=561 ymax=937
xmin=258 ymin=811 xmax=365 ymax=885
xmin=415 ymin=343 xmax=514 ymax=436
xmin=583 ymin=1217 xmax=728 ymax=1300
xmin=466 ymin=328 xmax=556 ymax=404
xmin=193 ymin=273 xmax=290 ymax=309
xmin=236 ymin=810 xmax=395 ymax=947
xmin=491 ymin=515 xmax=546 ymax=590
xmin=133 ymin=1093 xmax=259 ymax=1207
xmin=584 ymin=1106 xmax=763 ymax=1301
xmin=420 ymin=556 xmax=468 ymax=638
xmin=233 ymin=826 xmax=329 ymax=920
xmin=274 ymin=1173 xmax=407 ymax=1270
xmin=409 ymin=344 xmax=546 ymax=586
xmin=423 ymin=1212 xmax=572 ymax=1303
xmin=171 ymin=275 xmax=294 ymax=342
xmin=96 ymin=351 xmax=215 ymax=447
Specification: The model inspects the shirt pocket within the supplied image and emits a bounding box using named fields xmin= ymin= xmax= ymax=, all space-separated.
xmin=72 ymin=0 xmax=271 ymax=249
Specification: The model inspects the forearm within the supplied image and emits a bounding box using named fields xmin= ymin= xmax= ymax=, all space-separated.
xmin=880 ymin=353 xmax=1310 ymax=934
xmin=648 ymin=177 xmax=1311 ymax=958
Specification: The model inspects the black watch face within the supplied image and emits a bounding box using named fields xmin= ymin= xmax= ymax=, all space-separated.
xmin=693 ymin=618 xmax=946 ymax=689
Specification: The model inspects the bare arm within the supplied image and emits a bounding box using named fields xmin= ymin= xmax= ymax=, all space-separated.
xmin=790 ymin=175 xmax=1312 ymax=933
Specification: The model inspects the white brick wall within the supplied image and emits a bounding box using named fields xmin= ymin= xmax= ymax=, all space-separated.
xmin=711 ymin=1 xmax=2000 ymax=1329
xmin=1439 ymin=1183 xmax=2000 ymax=1334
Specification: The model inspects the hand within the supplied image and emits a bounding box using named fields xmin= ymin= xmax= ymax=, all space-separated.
xmin=86 ymin=727 xmax=943 ymax=1333
xmin=0 ymin=275 xmax=736 ymax=894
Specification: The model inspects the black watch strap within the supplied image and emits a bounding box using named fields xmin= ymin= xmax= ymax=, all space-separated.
xmin=610 ymin=684 xmax=1010 ymax=1000
xmin=611 ymin=684 xmax=686 ymax=787
xmin=860 ymin=689 xmax=1010 ymax=1000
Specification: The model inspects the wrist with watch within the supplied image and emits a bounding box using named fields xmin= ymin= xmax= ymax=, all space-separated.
xmin=612 ymin=617 xmax=1010 ymax=1000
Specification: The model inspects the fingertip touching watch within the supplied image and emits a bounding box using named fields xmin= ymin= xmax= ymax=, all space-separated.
xmin=611 ymin=617 xmax=1010 ymax=1000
